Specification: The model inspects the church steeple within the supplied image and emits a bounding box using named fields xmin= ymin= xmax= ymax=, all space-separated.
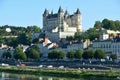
xmin=58 ymin=6 xmax=63 ymax=13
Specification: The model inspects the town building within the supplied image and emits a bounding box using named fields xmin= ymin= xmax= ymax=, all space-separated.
xmin=90 ymin=34 xmax=120 ymax=59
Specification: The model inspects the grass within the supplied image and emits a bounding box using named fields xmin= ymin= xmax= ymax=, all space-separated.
xmin=0 ymin=66 xmax=119 ymax=79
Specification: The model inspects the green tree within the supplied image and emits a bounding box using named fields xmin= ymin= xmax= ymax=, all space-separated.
xmin=28 ymin=48 xmax=40 ymax=59
xmin=87 ymin=28 xmax=101 ymax=41
xmin=110 ymin=54 xmax=117 ymax=60
xmin=17 ymin=33 xmax=32 ymax=45
xmin=102 ymin=18 xmax=110 ymax=29
xmin=94 ymin=21 xmax=102 ymax=29
xmin=0 ymin=37 xmax=4 ymax=45
xmin=66 ymin=36 xmax=74 ymax=42
xmin=2 ymin=51 xmax=12 ymax=59
xmin=74 ymin=48 xmax=82 ymax=59
xmin=13 ymin=47 xmax=27 ymax=60
xmin=66 ymin=50 xmax=75 ymax=59
xmin=94 ymin=49 xmax=106 ymax=59
xmin=5 ymin=37 xmax=18 ymax=48
xmin=48 ymin=49 xmax=65 ymax=59
xmin=82 ymin=49 xmax=94 ymax=59
xmin=26 ymin=45 xmax=41 ymax=59
xmin=27 ymin=25 xmax=41 ymax=33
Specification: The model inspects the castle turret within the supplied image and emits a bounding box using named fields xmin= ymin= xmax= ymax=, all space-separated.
xmin=74 ymin=8 xmax=82 ymax=32
xmin=43 ymin=9 xmax=49 ymax=16
xmin=51 ymin=10 xmax=53 ymax=15
xmin=75 ymin=8 xmax=81 ymax=14
xmin=43 ymin=9 xmax=49 ymax=31
xmin=58 ymin=6 xmax=64 ymax=32
xmin=64 ymin=10 xmax=69 ymax=18
xmin=58 ymin=6 xmax=64 ymax=13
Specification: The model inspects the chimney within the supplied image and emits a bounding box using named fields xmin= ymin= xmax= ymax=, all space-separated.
xmin=45 ymin=38 xmax=49 ymax=45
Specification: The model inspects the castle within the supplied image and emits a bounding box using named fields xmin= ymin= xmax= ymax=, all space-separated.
xmin=42 ymin=7 xmax=82 ymax=39
xmin=33 ymin=7 xmax=82 ymax=43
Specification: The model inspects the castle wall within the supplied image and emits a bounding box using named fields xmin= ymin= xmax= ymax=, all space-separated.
xmin=43 ymin=17 xmax=59 ymax=32
xmin=59 ymin=32 xmax=75 ymax=38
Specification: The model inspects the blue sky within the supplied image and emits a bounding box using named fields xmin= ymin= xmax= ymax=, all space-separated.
xmin=0 ymin=0 xmax=120 ymax=30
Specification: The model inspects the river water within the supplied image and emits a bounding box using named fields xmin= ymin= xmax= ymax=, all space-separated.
xmin=0 ymin=72 xmax=117 ymax=80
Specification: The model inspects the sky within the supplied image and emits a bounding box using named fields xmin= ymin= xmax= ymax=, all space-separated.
xmin=0 ymin=0 xmax=120 ymax=30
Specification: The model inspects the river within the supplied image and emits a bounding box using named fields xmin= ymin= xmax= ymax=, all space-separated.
xmin=0 ymin=72 xmax=117 ymax=80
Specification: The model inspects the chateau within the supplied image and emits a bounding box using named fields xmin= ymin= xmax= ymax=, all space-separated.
xmin=42 ymin=7 xmax=82 ymax=39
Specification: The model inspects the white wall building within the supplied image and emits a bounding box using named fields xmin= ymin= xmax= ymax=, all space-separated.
xmin=91 ymin=38 xmax=120 ymax=59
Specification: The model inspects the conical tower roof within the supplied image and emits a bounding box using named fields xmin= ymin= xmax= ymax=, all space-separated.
xmin=43 ymin=9 xmax=49 ymax=16
xmin=58 ymin=6 xmax=64 ymax=13
xmin=65 ymin=9 xmax=69 ymax=15
xmin=76 ymin=8 xmax=81 ymax=14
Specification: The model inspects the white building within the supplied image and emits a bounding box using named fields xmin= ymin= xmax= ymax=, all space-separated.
xmin=38 ymin=38 xmax=58 ymax=58
xmin=90 ymin=37 xmax=120 ymax=59
xmin=99 ymin=33 xmax=109 ymax=41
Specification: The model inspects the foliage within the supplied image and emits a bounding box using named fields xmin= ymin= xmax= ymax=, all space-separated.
xmin=32 ymin=38 xmax=39 ymax=43
xmin=2 ymin=50 xmax=12 ymax=59
xmin=66 ymin=19 xmax=120 ymax=42
xmin=74 ymin=48 xmax=83 ymax=59
xmin=4 ymin=37 xmax=18 ymax=48
xmin=102 ymin=19 xmax=120 ymax=31
xmin=66 ymin=50 xmax=75 ymax=59
xmin=94 ymin=21 xmax=102 ymax=29
xmin=109 ymin=54 xmax=117 ymax=60
xmin=48 ymin=49 xmax=65 ymax=59
xmin=27 ymin=25 xmax=41 ymax=33
xmin=0 ymin=25 xmax=41 ymax=36
xmin=26 ymin=45 xmax=41 ymax=59
xmin=17 ymin=33 xmax=32 ymax=45
xmin=94 ymin=49 xmax=106 ymax=59
xmin=0 ymin=37 xmax=5 ymax=44
xmin=82 ymin=49 xmax=94 ymax=59
xmin=66 ymin=36 xmax=74 ymax=41
xmin=28 ymin=48 xmax=40 ymax=59
xmin=0 ymin=25 xmax=41 ymax=47
xmin=13 ymin=47 xmax=27 ymax=60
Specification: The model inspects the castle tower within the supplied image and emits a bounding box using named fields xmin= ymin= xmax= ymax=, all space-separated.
xmin=58 ymin=6 xmax=64 ymax=32
xmin=64 ymin=10 xmax=69 ymax=18
xmin=43 ymin=9 xmax=49 ymax=17
xmin=75 ymin=8 xmax=82 ymax=32
xmin=43 ymin=9 xmax=49 ymax=31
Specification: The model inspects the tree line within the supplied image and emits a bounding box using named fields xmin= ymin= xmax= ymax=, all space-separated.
xmin=94 ymin=19 xmax=120 ymax=31
xmin=0 ymin=25 xmax=41 ymax=36
xmin=48 ymin=49 xmax=117 ymax=60
xmin=2 ymin=45 xmax=41 ymax=61
xmin=0 ymin=25 xmax=41 ymax=48
xmin=2 ymin=47 xmax=117 ymax=61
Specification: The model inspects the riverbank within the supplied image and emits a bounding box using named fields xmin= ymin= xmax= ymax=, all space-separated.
xmin=0 ymin=66 xmax=119 ymax=79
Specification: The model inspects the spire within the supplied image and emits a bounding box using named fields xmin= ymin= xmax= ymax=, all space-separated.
xmin=51 ymin=10 xmax=53 ymax=14
xmin=58 ymin=6 xmax=63 ymax=13
xmin=43 ymin=9 xmax=49 ymax=16
xmin=65 ymin=9 xmax=69 ymax=15
xmin=76 ymin=8 xmax=81 ymax=14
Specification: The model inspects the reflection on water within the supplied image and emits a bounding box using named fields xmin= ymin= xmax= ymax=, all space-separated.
xmin=0 ymin=72 xmax=117 ymax=80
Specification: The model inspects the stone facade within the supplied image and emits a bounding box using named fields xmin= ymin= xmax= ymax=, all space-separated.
xmin=43 ymin=6 xmax=82 ymax=33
